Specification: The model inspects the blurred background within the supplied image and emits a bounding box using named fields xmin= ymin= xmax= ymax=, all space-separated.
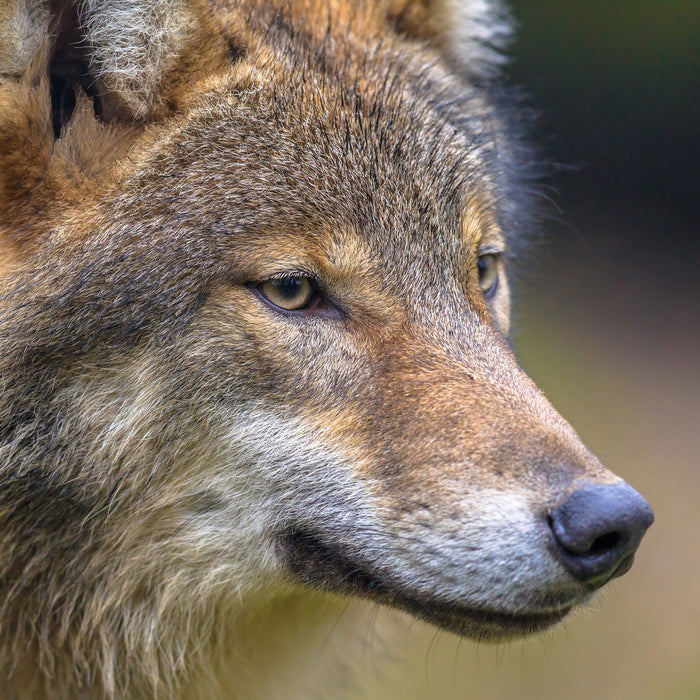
xmin=365 ymin=2 xmax=699 ymax=698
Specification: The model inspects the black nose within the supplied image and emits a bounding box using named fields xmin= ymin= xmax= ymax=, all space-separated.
xmin=548 ymin=482 xmax=654 ymax=586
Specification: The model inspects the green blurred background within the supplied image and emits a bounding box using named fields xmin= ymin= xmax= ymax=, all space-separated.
xmin=363 ymin=2 xmax=699 ymax=698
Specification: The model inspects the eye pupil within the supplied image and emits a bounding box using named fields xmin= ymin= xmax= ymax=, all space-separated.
xmin=477 ymin=254 xmax=499 ymax=298
xmin=276 ymin=277 xmax=304 ymax=299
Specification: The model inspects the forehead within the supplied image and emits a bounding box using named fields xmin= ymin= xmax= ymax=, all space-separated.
xmin=168 ymin=37 xmax=512 ymax=260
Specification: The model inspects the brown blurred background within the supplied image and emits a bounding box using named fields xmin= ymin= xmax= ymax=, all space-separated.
xmin=364 ymin=2 xmax=700 ymax=698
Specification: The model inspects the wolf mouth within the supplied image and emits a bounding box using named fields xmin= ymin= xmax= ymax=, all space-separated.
xmin=282 ymin=528 xmax=573 ymax=639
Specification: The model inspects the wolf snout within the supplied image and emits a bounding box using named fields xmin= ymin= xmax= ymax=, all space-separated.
xmin=547 ymin=482 xmax=654 ymax=586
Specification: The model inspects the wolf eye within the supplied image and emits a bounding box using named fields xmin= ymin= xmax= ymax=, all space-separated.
xmin=258 ymin=276 xmax=316 ymax=311
xmin=477 ymin=254 xmax=499 ymax=299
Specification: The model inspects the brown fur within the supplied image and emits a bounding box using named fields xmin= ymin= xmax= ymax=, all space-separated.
xmin=0 ymin=1 xmax=649 ymax=698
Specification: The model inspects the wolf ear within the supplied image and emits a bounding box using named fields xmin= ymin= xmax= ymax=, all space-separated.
xmin=78 ymin=0 xmax=199 ymax=118
xmin=1 ymin=0 xmax=202 ymax=120
xmin=0 ymin=0 xmax=202 ymax=249
xmin=388 ymin=0 xmax=512 ymax=78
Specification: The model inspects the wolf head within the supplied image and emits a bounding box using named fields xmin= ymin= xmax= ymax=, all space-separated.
xmin=0 ymin=0 xmax=652 ymax=694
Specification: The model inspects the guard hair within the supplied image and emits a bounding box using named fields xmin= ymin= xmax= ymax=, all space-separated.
xmin=390 ymin=0 xmax=513 ymax=79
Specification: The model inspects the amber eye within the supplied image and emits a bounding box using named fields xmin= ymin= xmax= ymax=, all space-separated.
xmin=258 ymin=276 xmax=316 ymax=311
xmin=477 ymin=254 xmax=499 ymax=299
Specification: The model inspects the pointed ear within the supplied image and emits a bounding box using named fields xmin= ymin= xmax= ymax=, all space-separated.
xmin=78 ymin=0 xmax=200 ymax=118
xmin=388 ymin=0 xmax=513 ymax=78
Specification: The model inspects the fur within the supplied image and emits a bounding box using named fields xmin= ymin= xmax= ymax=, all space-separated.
xmin=0 ymin=1 xmax=650 ymax=698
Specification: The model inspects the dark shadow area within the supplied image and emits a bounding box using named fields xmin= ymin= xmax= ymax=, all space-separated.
xmin=508 ymin=0 xmax=698 ymax=290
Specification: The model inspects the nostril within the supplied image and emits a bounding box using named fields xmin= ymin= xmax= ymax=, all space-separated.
xmin=588 ymin=530 xmax=621 ymax=556
xmin=547 ymin=481 xmax=653 ymax=585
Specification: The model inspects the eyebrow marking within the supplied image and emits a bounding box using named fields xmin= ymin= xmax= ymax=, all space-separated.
xmin=461 ymin=197 xmax=504 ymax=252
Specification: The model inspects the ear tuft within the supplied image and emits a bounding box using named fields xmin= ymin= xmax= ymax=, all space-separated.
xmin=79 ymin=0 xmax=197 ymax=118
xmin=390 ymin=0 xmax=513 ymax=79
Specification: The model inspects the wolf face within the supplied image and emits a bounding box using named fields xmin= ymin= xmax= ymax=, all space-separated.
xmin=0 ymin=0 xmax=653 ymax=696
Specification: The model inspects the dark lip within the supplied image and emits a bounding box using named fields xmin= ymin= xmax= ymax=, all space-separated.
xmin=390 ymin=592 xmax=572 ymax=640
xmin=281 ymin=528 xmax=573 ymax=640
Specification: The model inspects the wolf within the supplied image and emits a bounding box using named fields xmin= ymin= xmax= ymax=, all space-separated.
xmin=0 ymin=0 xmax=653 ymax=698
